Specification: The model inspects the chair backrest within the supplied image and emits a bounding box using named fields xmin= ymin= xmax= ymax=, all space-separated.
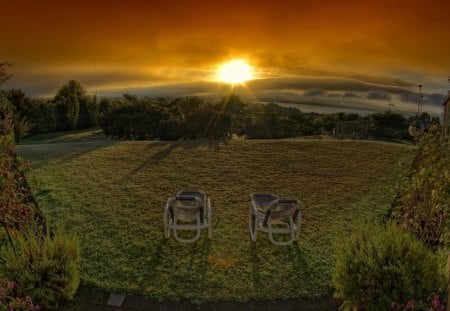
xmin=250 ymin=194 xmax=279 ymax=211
xmin=177 ymin=191 xmax=205 ymax=206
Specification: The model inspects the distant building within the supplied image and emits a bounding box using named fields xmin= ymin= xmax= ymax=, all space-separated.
xmin=443 ymin=91 xmax=450 ymax=137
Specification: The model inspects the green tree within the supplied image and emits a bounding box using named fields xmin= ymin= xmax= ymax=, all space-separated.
xmin=55 ymin=79 xmax=87 ymax=101
xmin=367 ymin=111 xmax=408 ymax=139
xmin=0 ymin=62 xmax=12 ymax=87
xmin=56 ymin=93 xmax=80 ymax=130
xmin=54 ymin=80 xmax=88 ymax=130
xmin=28 ymin=100 xmax=58 ymax=134
xmin=77 ymin=96 xmax=99 ymax=129
xmin=4 ymin=89 xmax=34 ymax=141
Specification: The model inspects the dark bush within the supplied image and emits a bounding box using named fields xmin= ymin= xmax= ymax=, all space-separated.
xmin=99 ymin=101 xmax=177 ymax=139
xmin=0 ymin=231 xmax=81 ymax=310
xmin=333 ymin=222 xmax=444 ymax=311
xmin=28 ymin=101 xmax=58 ymax=135
xmin=392 ymin=125 xmax=450 ymax=246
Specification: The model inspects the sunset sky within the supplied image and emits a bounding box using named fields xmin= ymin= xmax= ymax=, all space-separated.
xmin=1 ymin=0 xmax=450 ymax=115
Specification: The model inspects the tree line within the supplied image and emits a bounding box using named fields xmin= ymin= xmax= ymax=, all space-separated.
xmin=1 ymin=79 xmax=439 ymax=142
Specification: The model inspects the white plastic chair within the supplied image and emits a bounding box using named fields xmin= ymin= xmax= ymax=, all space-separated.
xmin=163 ymin=191 xmax=212 ymax=243
xmin=249 ymin=193 xmax=301 ymax=245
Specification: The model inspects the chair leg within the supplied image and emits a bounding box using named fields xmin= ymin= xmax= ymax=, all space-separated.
xmin=249 ymin=206 xmax=257 ymax=242
xmin=294 ymin=218 xmax=301 ymax=240
xmin=163 ymin=207 xmax=171 ymax=238
xmin=173 ymin=212 xmax=202 ymax=243
xmin=207 ymin=205 xmax=212 ymax=239
xmin=268 ymin=218 xmax=296 ymax=246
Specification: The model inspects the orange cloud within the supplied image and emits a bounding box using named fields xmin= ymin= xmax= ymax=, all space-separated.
xmin=1 ymin=0 xmax=450 ymax=96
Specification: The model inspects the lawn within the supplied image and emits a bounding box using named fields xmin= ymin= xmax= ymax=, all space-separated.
xmin=18 ymin=131 xmax=412 ymax=301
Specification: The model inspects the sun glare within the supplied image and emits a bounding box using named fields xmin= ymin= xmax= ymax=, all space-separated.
xmin=217 ymin=59 xmax=253 ymax=84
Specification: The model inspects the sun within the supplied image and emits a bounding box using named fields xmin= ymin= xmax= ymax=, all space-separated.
xmin=217 ymin=59 xmax=253 ymax=84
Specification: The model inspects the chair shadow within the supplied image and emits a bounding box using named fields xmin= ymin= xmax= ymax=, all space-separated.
xmin=139 ymin=229 xmax=213 ymax=294
xmin=291 ymin=242 xmax=310 ymax=275
xmin=250 ymin=242 xmax=263 ymax=291
xmin=249 ymin=240 xmax=310 ymax=295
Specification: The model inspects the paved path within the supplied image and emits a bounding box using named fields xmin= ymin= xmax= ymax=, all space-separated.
xmin=79 ymin=288 xmax=337 ymax=311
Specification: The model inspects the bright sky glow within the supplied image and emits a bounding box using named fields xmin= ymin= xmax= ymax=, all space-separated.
xmin=217 ymin=60 xmax=253 ymax=84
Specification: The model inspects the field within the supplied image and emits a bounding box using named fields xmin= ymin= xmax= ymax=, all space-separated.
xmin=17 ymin=130 xmax=412 ymax=301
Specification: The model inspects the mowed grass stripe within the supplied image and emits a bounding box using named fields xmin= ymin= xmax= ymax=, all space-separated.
xmin=18 ymin=134 xmax=411 ymax=300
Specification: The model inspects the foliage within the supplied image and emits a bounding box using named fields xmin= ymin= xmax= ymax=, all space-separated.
xmin=390 ymin=293 xmax=446 ymax=311
xmin=76 ymin=95 xmax=98 ymax=129
xmin=0 ymin=62 xmax=12 ymax=87
xmin=2 ymin=80 xmax=415 ymax=142
xmin=54 ymin=80 xmax=87 ymax=102
xmin=0 ymin=230 xmax=80 ymax=310
xmin=99 ymin=100 xmax=178 ymax=140
xmin=0 ymin=114 xmax=43 ymax=232
xmin=392 ymin=125 xmax=450 ymax=246
xmin=2 ymin=80 xmax=99 ymax=136
xmin=98 ymin=95 xmax=236 ymax=140
xmin=1 ymin=72 xmax=80 ymax=309
xmin=0 ymin=279 xmax=39 ymax=311
xmin=333 ymin=222 xmax=444 ymax=311
xmin=54 ymin=80 xmax=99 ymax=131
xmin=1 ymin=89 xmax=35 ymax=141
xmin=27 ymin=101 xmax=58 ymax=135
xmin=367 ymin=111 xmax=409 ymax=140
xmin=56 ymin=93 xmax=80 ymax=131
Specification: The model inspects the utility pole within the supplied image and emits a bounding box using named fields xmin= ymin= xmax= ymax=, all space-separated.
xmin=417 ymin=85 xmax=423 ymax=123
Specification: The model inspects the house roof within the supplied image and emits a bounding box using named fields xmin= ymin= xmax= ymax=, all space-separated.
xmin=441 ymin=94 xmax=450 ymax=106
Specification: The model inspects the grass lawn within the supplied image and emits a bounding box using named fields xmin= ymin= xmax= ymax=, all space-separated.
xmin=18 ymin=131 xmax=412 ymax=301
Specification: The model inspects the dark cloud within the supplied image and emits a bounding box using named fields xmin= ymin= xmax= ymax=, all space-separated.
xmin=342 ymin=92 xmax=360 ymax=98
xmin=98 ymin=79 xmax=444 ymax=116
xmin=247 ymin=77 xmax=411 ymax=94
xmin=104 ymin=82 xmax=222 ymax=98
xmin=399 ymin=91 xmax=444 ymax=106
xmin=399 ymin=91 xmax=418 ymax=103
xmin=304 ymin=89 xmax=326 ymax=97
xmin=8 ymin=68 xmax=169 ymax=97
xmin=326 ymin=92 xmax=342 ymax=98
xmin=367 ymin=91 xmax=391 ymax=101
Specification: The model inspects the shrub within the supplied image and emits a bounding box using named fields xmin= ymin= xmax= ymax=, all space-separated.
xmin=99 ymin=100 xmax=183 ymax=140
xmin=333 ymin=222 xmax=444 ymax=311
xmin=392 ymin=125 xmax=450 ymax=246
xmin=0 ymin=278 xmax=39 ymax=310
xmin=0 ymin=230 xmax=81 ymax=310
xmin=390 ymin=293 xmax=446 ymax=310
xmin=0 ymin=114 xmax=44 ymax=233
xmin=28 ymin=101 xmax=58 ymax=135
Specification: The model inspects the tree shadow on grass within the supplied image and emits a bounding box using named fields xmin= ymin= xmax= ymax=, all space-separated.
xmin=18 ymin=138 xmax=119 ymax=170
xmin=124 ymin=140 xmax=228 ymax=180
xmin=291 ymin=242 xmax=311 ymax=279
xmin=150 ymin=142 xmax=180 ymax=162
